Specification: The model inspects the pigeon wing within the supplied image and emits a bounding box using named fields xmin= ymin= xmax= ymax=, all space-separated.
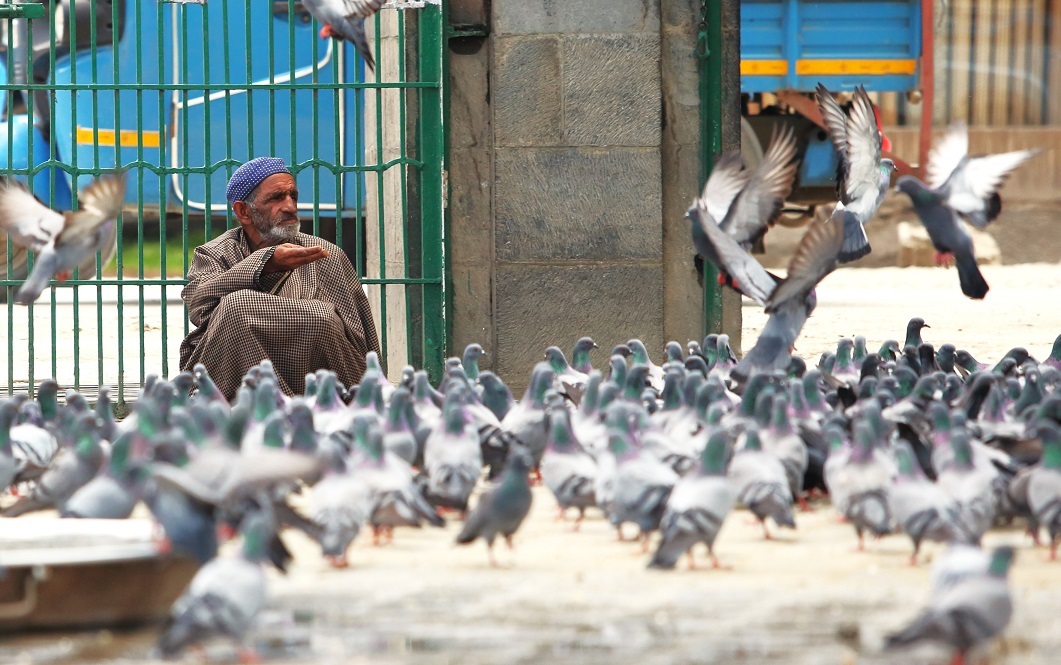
xmin=766 ymin=217 xmax=843 ymax=314
xmin=947 ymin=148 xmax=1038 ymax=223
xmin=56 ymin=174 xmax=126 ymax=247
xmin=697 ymin=152 xmax=750 ymax=226
xmin=341 ymin=0 xmax=384 ymax=18
xmin=0 ymin=180 xmax=65 ymax=253
xmin=841 ymin=86 xmax=884 ymax=205
xmin=925 ymin=121 xmax=970 ymax=191
xmin=719 ymin=125 xmax=799 ymax=247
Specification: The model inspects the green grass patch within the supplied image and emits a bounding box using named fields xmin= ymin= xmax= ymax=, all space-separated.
xmin=102 ymin=227 xmax=208 ymax=278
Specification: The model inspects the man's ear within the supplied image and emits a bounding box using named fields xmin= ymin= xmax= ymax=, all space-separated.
xmin=232 ymin=200 xmax=251 ymax=225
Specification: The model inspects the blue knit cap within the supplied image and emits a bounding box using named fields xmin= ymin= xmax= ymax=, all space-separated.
xmin=225 ymin=157 xmax=291 ymax=204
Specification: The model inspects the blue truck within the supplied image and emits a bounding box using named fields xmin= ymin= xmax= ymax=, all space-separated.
xmin=0 ymin=0 xmax=365 ymax=217
xmin=740 ymin=0 xmax=931 ymax=220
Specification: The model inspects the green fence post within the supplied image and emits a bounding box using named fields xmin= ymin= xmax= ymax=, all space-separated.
xmin=419 ymin=2 xmax=447 ymax=384
xmin=698 ymin=0 xmax=724 ymax=337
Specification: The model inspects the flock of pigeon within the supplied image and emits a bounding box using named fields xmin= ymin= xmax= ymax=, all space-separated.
xmin=2 ymin=321 xmax=1060 ymax=662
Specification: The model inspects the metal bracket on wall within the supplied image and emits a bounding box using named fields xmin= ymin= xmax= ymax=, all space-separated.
xmin=696 ymin=0 xmax=710 ymax=60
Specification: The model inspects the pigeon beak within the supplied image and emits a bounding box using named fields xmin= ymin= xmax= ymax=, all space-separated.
xmin=923 ymin=324 xmax=931 ymax=329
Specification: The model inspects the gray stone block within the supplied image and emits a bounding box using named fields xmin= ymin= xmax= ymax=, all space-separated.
xmin=495 ymin=263 xmax=663 ymax=392
xmin=448 ymin=42 xmax=492 ymax=150
xmin=495 ymin=0 xmax=660 ymax=36
xmin=562 ymin=34 xmax=661 ymax=147
xmin=494 ymin=147 xmax=662 ymax=262
xmin=494 ymin=36 xmax=563 ymax=147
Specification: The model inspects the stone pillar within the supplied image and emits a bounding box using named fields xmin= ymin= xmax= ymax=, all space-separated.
xmin=448 ymin=0 xmax=741 ymax=391
xmin=364 ymin=11 xmax=409 ymax=378
xmin=491 ymin=1 xmax=664 ymax=389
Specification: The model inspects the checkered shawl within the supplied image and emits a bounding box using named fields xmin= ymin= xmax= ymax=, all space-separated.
xmin=179 ymin=228 xmax=381 ymax=400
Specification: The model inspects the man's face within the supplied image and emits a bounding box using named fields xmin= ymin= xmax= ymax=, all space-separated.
xmin=245 ymin=173 xmax=300 ymax=245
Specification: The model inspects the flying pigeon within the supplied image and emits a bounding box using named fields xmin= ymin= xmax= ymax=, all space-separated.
xmin=896 ymin=123 xmax=1036 ymax=299
xmin=815 ymin=84 xmax=896 ymax=263
xmin=303 ymin=0 xmax=384 ymax=72
xmin=0 ymin=174 xmax=126 ymax=305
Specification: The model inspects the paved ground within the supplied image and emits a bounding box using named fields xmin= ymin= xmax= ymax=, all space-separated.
xmin=1 ymin=263 xmax=1060 ymax=664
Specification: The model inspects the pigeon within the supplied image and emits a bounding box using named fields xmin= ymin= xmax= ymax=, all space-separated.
xmin=815 ymin=84 xmax=896 ymax=262
xmin=884 ymin=545 xmax=1015 ymax=664
xmin=455 ymin=448 xmax=534 ymax=567
xmin=60 ymin=432 xmax=141 ymax=519
xmin=728 ymin=428 xmax=796 ymax=539
xmin=823 ymin=421 xmax=895 ymax=548
xmin=545 ymin=345 xmax=589 ymax=403
xmin=3 ymin=413 xmax=105 ymax=516
xmin=0 ymin=401 xmax=22 ymax=491
xmin=1028 ymin=423 xmax=1061 ymax=559
xmin=539 ymin=408 xmax=597 ymax=527
xmin=422 ymin=396 xmax=482 ymax=512
xmin=157 ymin=505 xmax=274 ymax=661
xmin=461 ymin=343 xmax=486 ymax=381
xmin=303 ymin=0 xmax=384 ymax=72
xmin=499 ymin=363 xmax=553 ymax=468
xmin=648 ymin=430 xmax=735 ymax=570
xmin=889 ymin=442 xmax=978 ymax=564
xmin=478 ymin=371 xmax=514 ymax=422
xmin=0 ymin=174 xmax=126 ymax=305
xmin=571 ymin=336 xmax=598 ymax=375
xmin=897 ymin=124 xmax=1035 ymax=299
xmin=731 ymin=217 xmax=845 ymax=382
xmin=606 ymin=419 xmax=679 ymax=542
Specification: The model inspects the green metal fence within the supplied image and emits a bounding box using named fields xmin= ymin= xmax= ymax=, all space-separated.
xmin=0 ymin=0 xmax=448 ymax=404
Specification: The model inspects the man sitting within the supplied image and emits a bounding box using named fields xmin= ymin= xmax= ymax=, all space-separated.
xmin=179 ymin=157 xmax=380 ymax=400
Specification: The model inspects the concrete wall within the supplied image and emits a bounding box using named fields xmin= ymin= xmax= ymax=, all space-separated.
xmin=449 ymin=0 xmax=738 ymax=390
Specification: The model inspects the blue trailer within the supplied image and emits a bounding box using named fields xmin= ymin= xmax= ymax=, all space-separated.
xmin=739 ymin=0 xmax=932 ymax=219
xmin=0 ymin=0 xmax=365 ymax=217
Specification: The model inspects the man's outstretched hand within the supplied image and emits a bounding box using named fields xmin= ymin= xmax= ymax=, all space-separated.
xmin=263 ymin=243 xmax=330 ymax=273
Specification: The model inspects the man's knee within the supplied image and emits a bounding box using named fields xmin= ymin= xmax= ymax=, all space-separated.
xmin=303 ymin=305 xmax=345 ymax=339
xmin=214 ymin=290 xmax=258 ymax=322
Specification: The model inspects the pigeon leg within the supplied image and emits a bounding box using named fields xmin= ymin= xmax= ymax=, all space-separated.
xmin=640 ymin=532 xmax=651 ymax=554
xmin=555 ymin=506 xmax=566 ymax=522
xmin=55 ymin=270 xmax=71 ymax=282
xmin=797 ymin=495 xmax=812 ymax=512
xmin=1050 ymin=539 xmax=1058 ymax=562
xmin=238 ymin=646 xmax=262 ymax=664
xmin=616 ymin=525 xmax=626 ymax=541
xmin=854 ymin=531 xmax=865 ymax=553
xmin=530 ymin=468 xmax=543 ymax=486
xmin=934 ymin=251 xmax=954 ymax=268
xmin=571 ymin=510 xmax=584 ymax=533
xmin=1026 ymin=527 xmax=1042 ymax=547
xmin=686 ymin=550 xmax=697 ymax=570
xmin=949 ymin=651 xmax=966 ymax=665
xmin=487 ymin=542 xmax=499 ymax=568
xmin=320 ymin=24 xmax=335 ymax=39
xmin=504 ymin=534 xmax=516 ymax=551
xmin=760 ymin=520 xmax=773 ymax=541
xmin=372 ymin=526 xmax=383 ymax=546
xmin=326 ymin=554 xmax=349 ymax=569
xmin=709 ymin=553 xmax=732 ymax=571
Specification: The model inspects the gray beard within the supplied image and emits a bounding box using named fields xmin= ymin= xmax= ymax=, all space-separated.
xmin=258 ymin=222 xmax=300 ymax=245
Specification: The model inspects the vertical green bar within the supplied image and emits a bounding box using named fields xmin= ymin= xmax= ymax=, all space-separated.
xmin=699 ymin=0 xmax=724 ymax=336
xmin=419 ymin=4 xmax=446 ymax=384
